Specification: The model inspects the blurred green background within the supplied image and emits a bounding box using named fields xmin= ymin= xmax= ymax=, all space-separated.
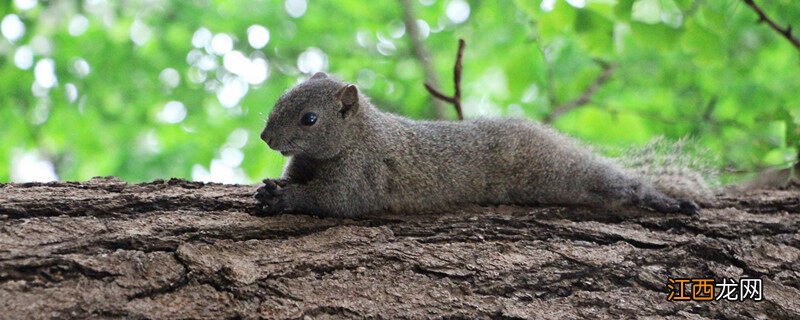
xmin=1 ymin=0 xmax=798 ymax=184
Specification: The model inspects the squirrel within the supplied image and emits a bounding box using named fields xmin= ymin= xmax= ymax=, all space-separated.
xmin=254 ymin=72 xmax=703 ymax=217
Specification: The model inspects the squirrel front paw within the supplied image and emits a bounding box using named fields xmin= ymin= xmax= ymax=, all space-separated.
xmin=253 ymin=179 xmax=289 ymax=216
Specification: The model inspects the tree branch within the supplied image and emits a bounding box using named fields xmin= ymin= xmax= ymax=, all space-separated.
xmin=742 ymin=0 xmax=800 ymax=51
xmin=424 ymin=39 xmax=466 ymax=120
xmin=544 ymin=61 xmax=615 ymax=123
xmin=423 ymin=83 xmax=455 ymax=103
xmin=399 ymin=0 xmax=448 ymax=119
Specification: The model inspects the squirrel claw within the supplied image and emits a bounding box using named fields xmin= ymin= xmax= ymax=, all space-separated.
xmin=256 ymin=180 xmax=284 ymax=199
xmin=253 ymin=179 xmax=289 ymax=216
xmin=261 ymin=178 xmax=288 ymax=187
xmin=250 ymin=205 xmax=274 ymax=217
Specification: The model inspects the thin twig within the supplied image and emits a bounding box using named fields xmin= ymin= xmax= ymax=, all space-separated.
xmin=423 ymin=83 xmax=455 ymax=103
xmin=453 ymin=38 xmax=464 ymax=115
xmin=544 ymin=61 xmax=615 ymax=123
xmin=742 ymin=0 xmax=800 ymax=51
xmin=399 ymin=0 xmax=448 ymax=119
xmin=424 ymin=39 xmax=466 ymax=120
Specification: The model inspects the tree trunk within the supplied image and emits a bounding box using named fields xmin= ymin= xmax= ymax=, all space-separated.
xmin=1 ymin=177 xmax=798 ymax=319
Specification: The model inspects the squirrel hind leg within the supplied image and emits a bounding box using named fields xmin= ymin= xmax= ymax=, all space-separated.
xmin=678 ymin=199 xmax=701 ymax=215
xmin=642 ymin=191 xmax=700 ymax=215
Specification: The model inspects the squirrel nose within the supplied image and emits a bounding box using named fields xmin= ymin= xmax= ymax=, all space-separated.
xmin=260 ymin=129 xmax=270 ymax=143
xmin=260 ymin=129 xmax=275 ymax=148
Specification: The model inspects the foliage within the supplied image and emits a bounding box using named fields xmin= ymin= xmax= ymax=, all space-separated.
xmin=1 ymin=0 xmax=798 ymax=183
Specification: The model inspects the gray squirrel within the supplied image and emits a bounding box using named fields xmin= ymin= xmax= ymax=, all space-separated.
xmin=254 ymin=72 xmax=704 ymax=217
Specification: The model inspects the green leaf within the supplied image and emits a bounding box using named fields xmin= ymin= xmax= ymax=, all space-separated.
xmin=574 ymin=8 xmax=615 ymax=57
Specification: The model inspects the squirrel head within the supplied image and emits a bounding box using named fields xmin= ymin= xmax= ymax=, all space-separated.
xmin=261 ymin=72 xmax=363 ymax=159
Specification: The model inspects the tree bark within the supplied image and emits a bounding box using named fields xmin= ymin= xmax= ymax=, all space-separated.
xmin=1 ymin=177 xmax=798 ymax=319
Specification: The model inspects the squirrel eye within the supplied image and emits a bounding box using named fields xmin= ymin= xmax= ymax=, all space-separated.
xmin=301 ymin=112 xmax=318 ymax=126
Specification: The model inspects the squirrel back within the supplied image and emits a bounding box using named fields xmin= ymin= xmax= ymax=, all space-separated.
xmin=255 ymin=73 xmax=702 ymax=217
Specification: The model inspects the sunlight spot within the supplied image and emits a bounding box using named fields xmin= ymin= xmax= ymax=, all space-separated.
xmin=68 ymin=15 xmax=89 ymax=36
xmin=210 ymin=33 xmax=234 ymax=55
xmin=11 ymin=149 xmax=58 ymax=183
xmin=14 ymin=0 xmax=38 ymax=11
xmin=416 ymin=19 xmax=430 ymax=39
xmin=389 ymin=20 xmax=405 ymax=39
xmin=14 ymin=46 xmax=33 ymax=70
xmin=376 ymin=32 xmax=396 ymax=55
xmin=566 ymin=0 xmax=586 ymax=9
xmin=356 ymin=30 xmax=372 ymax=47
xmin=226 ymin=128 xmax=249 ymax=148
xmin=31 ymin=100 xmax=50 ymax=124
xmin=222 ymin=51 xmax=269 ymax=85
xmin=522 ymin=84 xmax=540 ymax=103
xmin=614 ymin=23 xmax=631 ymax=53
xmin=1 ymin=14 xmax=25 ymax=42
xmin=191 ymin=164 xmax=210 ymax=182
xmin=377 ymin=39 xmax=396 ymax=56
xmin=445 ymin=0 xmax=470 ymax=24
xmin=662 ymin=12 xmax=683 ymax=28
xmin=30 ymin=35 xmax=51 ymax=55
xmin=187 ymin=66 xmax=207 ymax=84
xmin=186 ymin=49 xmax=203 ymax=64
xmin=192 ymin=159 xmax=248 ymax=184
xmin=205 ymin=79 xmax=220 ymax=92
xmin=223 ymin=50 xmax=249 ymax=75
xmin=72 ymin=58 xmax=91 ymax=77
xmin=197 ymin=54 xmax=218 ymax=71
xmin=217 ymin=77 xmax=248 ymax=108
xmin=431 ymin=17 xmax=446 ymax=33
xmin=660 ymin=2 xmax=683 ymax=28
xmin=157 ymin=101 xmax=187 ymax=124
xmin=220 ymin=147 xmax=244 ymax=167
xmin=130 ymin=18 xmax=151 ymax=46
xmin=137 ymin=130 xmax=161 ymax=154
xmin=418 ymin=0 xmax=435 ymax=6
xmin=65 ymin=83 xmax=78 ymax=103
xmin=464 ymin=97 xmax=501 ymax=117
xmin=477 ymin=67 xmax=509 ymax=99
xmin=297 ymin=47 xmax=327 ymax=74
xmin=243 ymin=58 xmax=269 ymax=85
xmin=285 ymin=0 xmax=307 ymax=18
xmin=192 ymin=27 xmax=212 ymax=48
xmin=34 ymin=58 xmax=57 ymax=89
xmin=385 ymin=81 xmax=395 ymax=95
xmin=632 ymin=0 xmax=660 ymax=24
xmin=540 ymin=0 xmax=555 ymax=12
xmin=357 ymin=69 xmax=376 ymax=89
xmin=159 ymin=68 xmax=180 ymax=88
xmin=247 ymin=24 xmax=270 ymax=49
xmin=77 ymin=95 xmax=87 ymax=113
xmin=31 ymin=81 xmax=48 ymax=97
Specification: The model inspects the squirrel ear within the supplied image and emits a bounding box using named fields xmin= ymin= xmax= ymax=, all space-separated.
xmin=310 ymin=72 xmax=328 ymax=80
xmin=337 ymin=84 xmax=359 ymax=117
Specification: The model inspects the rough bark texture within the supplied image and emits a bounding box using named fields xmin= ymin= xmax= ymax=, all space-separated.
xmin=1 ymin=177 xmax=798 ymax=319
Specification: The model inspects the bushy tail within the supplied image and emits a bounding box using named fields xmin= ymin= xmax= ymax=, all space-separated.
xmin=618 ymin=137 xmax=718 ymax=203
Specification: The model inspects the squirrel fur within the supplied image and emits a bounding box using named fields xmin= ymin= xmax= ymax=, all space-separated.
xmin=255 ymin=72 xmax=702 ymax=217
